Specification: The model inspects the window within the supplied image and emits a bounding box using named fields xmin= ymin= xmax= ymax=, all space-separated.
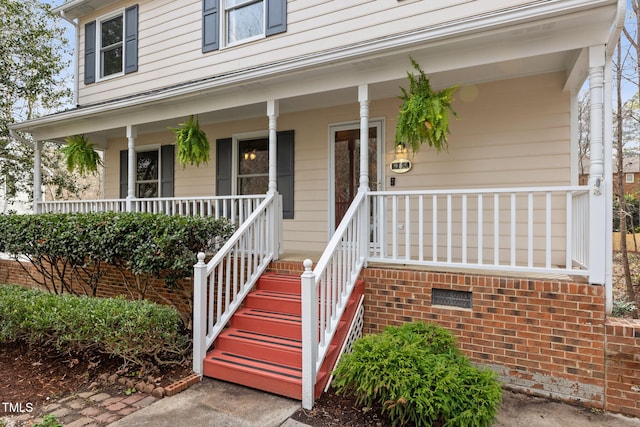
xmin=100 ymin=14 xmax=124 ymax=77
xmin=120 ymin=145 xmax=174 ymax=199
xmin=85 ymin=5 xmax=138 ymax=84
xmin=626 ymin=173 xmax=635 ymax=184
xmin=238 ymin=137 xmax=269 ymax=194
xmin=136 ymin=150 xmax=159 ymax=198
xmin=202 ymin=0 xmax=286 ymax=52
xmin=216 ymin=130 xmax=294 ymax=218
xmin=225 ymin=0 xmax=264 ymax=45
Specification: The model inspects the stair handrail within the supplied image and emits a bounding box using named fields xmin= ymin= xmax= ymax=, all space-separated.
xmin=301 ymin=190 xmax=369 ymax=409
xmin=193 ymin=192 xmax=281 ymax=375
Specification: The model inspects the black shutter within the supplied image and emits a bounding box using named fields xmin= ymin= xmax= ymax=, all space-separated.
xmin=266 ymin=0 xmax=287 ymax=36
xmin=216 ymin=138 xmax=232 ymax=196
xmin=202 ymin=0 xmax=220 ymax=53
xmin=84 ymin=21 xmax=96 ymax=84
xmin=119 ymin=150 xmax=128 ymax=199
xmin=124 ymin=5 xmax=139 ymax=74
xmin=277 ymin=130 xmax=294 ymax=219
xmin=161 ymin=145 xmax=174 ymax=197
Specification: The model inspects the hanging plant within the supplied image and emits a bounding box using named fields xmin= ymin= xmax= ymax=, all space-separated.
xmin=395 ymin=58 xmax=459 ymax=154
xmin=171 ymin=115 xmax=210 ymax=167
xmin=61 ymin=134 xmax=103 ymax=175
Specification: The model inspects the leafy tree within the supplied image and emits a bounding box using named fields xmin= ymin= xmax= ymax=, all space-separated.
xmin=0 ymin=0 xmax=82 ymax=208
xmin=614 ymin=1 xmax=640 ymax=317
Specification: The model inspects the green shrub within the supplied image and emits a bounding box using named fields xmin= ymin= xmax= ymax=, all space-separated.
xmin=612 ymin=297 xmax=637 ymax=317
xmin=0 ymin=212 xmax=234 ymax=326
xmin=0 ymin=285 xmax=189 ymax=366
xmin=332 ymin=321 xmax=502 ymax=427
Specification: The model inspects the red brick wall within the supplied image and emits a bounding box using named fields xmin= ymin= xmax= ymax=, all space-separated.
xmin=605 ymin=318 xmax=640 ymax=417
xmin=360 ymin=266 xmax=607 ymax=408
xmin=4 ymin=257 xmax=640 ymax=417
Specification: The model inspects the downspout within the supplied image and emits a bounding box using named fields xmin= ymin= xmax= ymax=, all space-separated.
xmin=603 ymin=0 xmax=626 ymax=315
xmin=59 ymin=10 xmax=79 ymax=107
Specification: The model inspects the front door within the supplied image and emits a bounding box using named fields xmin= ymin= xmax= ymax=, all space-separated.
xmin=329 ymin=121 xmax=383 ymax=233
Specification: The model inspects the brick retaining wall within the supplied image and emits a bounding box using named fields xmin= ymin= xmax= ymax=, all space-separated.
xmin=605 ymin=318 xmax=640 ymax=417
xmin=2 ymin=257 xmax=640 ymax=417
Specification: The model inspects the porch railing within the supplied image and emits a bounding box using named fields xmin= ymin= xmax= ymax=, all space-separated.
xmin=368 ymin=186 xmax=590 ymax=275
xmin=38 ymin=195 xmax=266 ymax=224
xmin=192 ymin=192 xmax=281 ymax=375
xmin=301 ymin=190 xmax=369 ymax=409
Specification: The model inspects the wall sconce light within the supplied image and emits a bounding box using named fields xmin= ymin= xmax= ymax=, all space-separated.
xmin=243 ymin=150 xmax=257 ymax=161
xmin=395 ymin=143 xmax=408 ymax=160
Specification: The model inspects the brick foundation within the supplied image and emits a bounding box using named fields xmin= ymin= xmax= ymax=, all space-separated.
xmin=3 ymin=257 xmax=640 ymax=417
xmin=267 ymin=260 xmax=640 ymax=417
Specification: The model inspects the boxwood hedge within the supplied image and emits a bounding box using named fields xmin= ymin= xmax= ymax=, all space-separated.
xmin=0 ymin=285 xmax=189 ymax=366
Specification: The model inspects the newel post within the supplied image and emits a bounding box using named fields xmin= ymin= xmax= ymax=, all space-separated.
xmin=301 ymin=259 xmax=318 ymax=409
xmin=192 ymin=252 xmax=207 ymax=376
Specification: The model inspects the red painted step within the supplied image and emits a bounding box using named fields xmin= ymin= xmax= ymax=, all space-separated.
xmin=202 ymin=271 xmax=365 ymax=402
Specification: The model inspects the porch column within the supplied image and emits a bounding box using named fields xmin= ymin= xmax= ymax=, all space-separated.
xmin=358 ymin=84 xmax=369 ymax=191
xmin=588 ymin=45 xmax=606 ymax=285
xmin=267 ymin=100 xmax=279 ymax=194
xmin=126 ymin=125 xmax=137 ymax=212
xmin=33 ymin=140 xmax=42 ymax=213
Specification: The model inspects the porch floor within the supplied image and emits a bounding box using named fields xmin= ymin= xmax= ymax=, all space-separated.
xmin=275 ymin=252 xmax=588 ymax=283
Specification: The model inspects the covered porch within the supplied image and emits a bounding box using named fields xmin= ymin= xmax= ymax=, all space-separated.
xmin=10 ymin=2 xmax=622 ymax=409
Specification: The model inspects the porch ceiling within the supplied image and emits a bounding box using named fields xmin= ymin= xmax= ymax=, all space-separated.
xmin=17 ymin=0 xmax=619 ymax=144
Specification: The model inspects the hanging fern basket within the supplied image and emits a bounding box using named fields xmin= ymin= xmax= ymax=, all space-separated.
xmin=395 ymin=58 xmax=459 ymax=154
xmin=171 ymin=115 xmax=210 ymax=167
xmin=61 ymin=134 xmax=103 ymax=176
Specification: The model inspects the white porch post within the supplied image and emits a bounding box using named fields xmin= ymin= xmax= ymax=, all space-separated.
xmin=267 ymin=99 xmax=281 ymax=258
xmin=267 ymin=100 xmax=279 ymax=194
xmin=126 ymin=125 xmax=137 ymax=212
xmin=358 ymin=84 xmax=369 ymax=192
xmin=33 ymin=140 xmax=42 ymax=213
xmin=192 ymin=252 xmax=207 ymax=376
xmin=587 ymin=45 xmax=606 ymax=286
xmin=301 ymin=259 xmax=318 ymax=410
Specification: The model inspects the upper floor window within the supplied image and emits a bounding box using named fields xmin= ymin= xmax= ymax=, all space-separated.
xmin=203 ymin=0 xmax=286 ymax=53
xmin=100 ymin=13 xmax=124 ymax=78
xmin=626 ymin=173 xmax=635 ymax=184
xmin=85 ymin=5 xmax=138 ymax=85
xmin=225 ymin=0 xmax=264 ymax=45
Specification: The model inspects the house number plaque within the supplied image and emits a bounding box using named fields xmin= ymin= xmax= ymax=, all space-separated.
xmin=390 ymin=159 xmax=412 ymax=174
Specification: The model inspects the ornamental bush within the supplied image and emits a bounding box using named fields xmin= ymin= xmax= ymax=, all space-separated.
xmin=332 ymin=321 xmax=502 ymax=427
xmin=0 ymin=212 xmax=234 ymax=326
xmin=0 ymin=285 xmax=189 ymax=366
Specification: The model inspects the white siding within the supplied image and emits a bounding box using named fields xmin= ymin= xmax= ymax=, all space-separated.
xmin=77 ymin=0 xmax=554 ymax=105
xmin=102 ymin=72 xmax=570 ymax=254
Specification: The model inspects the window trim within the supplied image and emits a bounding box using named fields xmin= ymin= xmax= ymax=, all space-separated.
xmin=202 ymin=0 xmax=286 ymax=53
xmin=232 ymin=131 xmax=269 ymax=195
xmin=96 ymin=9 xmax=126 ymax=81
xmin=626 ymin=173 xmax=635 ymax=184
xmin=222 ymin=0 xmax=266 ymax=48
xmin=85 ymin=4 xmax=138 ymax=85
xmin=119 ymin=144 xmax=174 ymax=199
xmin=134 ymin=146 xmax=161 ymax=198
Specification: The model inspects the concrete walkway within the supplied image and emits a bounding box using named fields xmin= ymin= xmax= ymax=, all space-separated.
xmin=106 ymin=378 xmax=640 ymax=427
xmin=107 ymin=378 xmax=302 ymax=427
